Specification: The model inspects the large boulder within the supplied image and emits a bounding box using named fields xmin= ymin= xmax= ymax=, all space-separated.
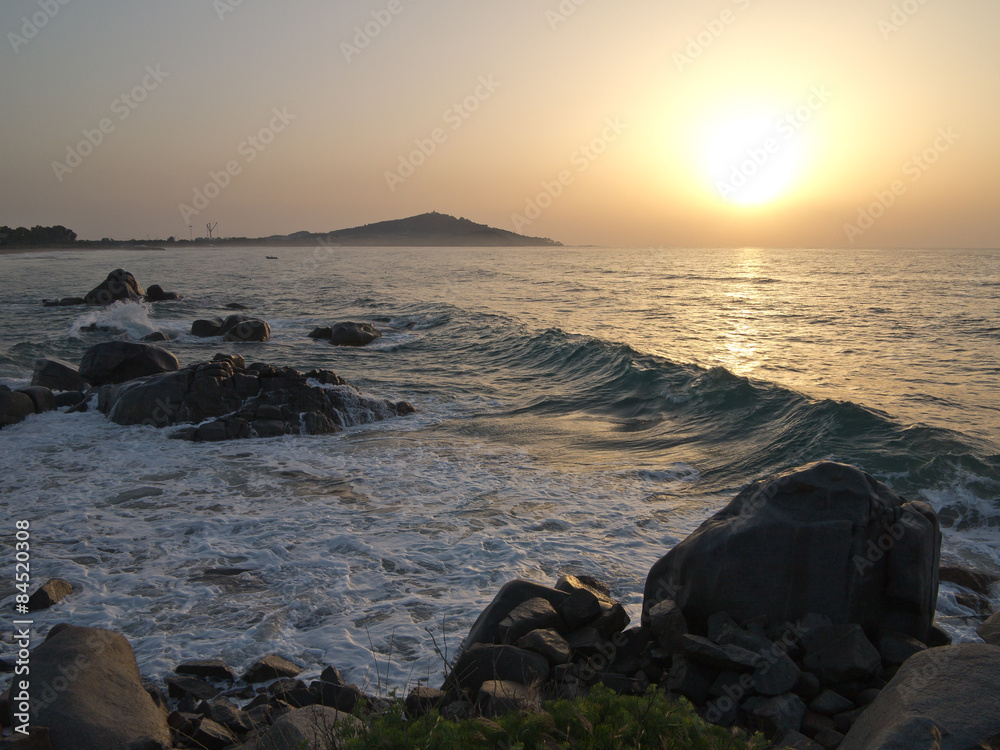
xmin=0 ymin=389 xmax=35 ymax=428
xmin=840 ymin=643 xmax=1000 ymax=750
xmin=84 ymin=269 xmax=145 ymax=306
xmin=240 ymin=705 xmax=361 ymax=750
xmin=224 ymin=319 xmax=270 ymax=343
xmin=144 ymin=284 xmax=181 ymax=302
xmin=27 ymin=624 xmax=171 ymax=750
xmin=97 ymin=357 xmax=414 ymax=440
xmin=79 ymin=342 xmax=180 ymax=386
xmin=643 ymin=462 xmax=941 ymax=644
xmin=32 ymin=358 xmax=89 ymax=391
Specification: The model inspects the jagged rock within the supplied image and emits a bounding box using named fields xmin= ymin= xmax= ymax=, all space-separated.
xmin=79 ymin=341 xmax=179 ymax=386
xmin=0 ymin=390 xmax=34 ymax=427
xmin=591 ymin=602 xmax=631 ymax=638
xmin=516 ymin=628 xmax=572 ymax=665
xmin=32 ymin=358 xmax=89 ymax=391
xmin=29 ymin=624 xmax=171 ymax=750
xmin=446 ymin=644 xmax=550 ymax=698
xmin=462 ymin=580 xmax=571 ymax=649
xmin=752 ymin=652 xmax=802 ymax=696
xmin=840 ymin=644 xmax=1000 ymax=750
xmin=802 ymin=625 xmax=881 ymax=684
xmin=96 ymin=359 xmax=413 ymax=441
xmin=644 ymin=462 xmax=941 ymax=644
xmin=243 ymin=654 xmax=302 ymax=683
xmin=197 ymin=698 xmax=253 ymax=733
xmin=175 ymin=659 xmax=236 ymax=683
xmin=681 ymin=634 xmax=761 ymax=672
xmin=750 ymin=693 xmax=807 ymax=734
xmin=315 ymin=682 xmax=364 ymax=713
xmin=809 ymin=689 xmax=855 ymax=716
xmin=498 ymin=597 xmax=564 ymax=644
xmin=191 ymin=717 xmax=238 ymax=750
xmin=84 ymin=269 xmax=145 ymax=305
xmin=27 ymin=578 xmax=74 ymax=611
xmin=167 ymin=675 xmax=220 ymax=702
xmin=558 ymin=589 xmax=605 ymax=631
xmin=239 ymin=705 xmax=361 ymax=750
xmin=878 ymin=631 xmax=928 ymax=666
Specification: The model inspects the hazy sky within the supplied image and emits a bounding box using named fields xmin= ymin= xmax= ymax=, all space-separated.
xmin=2 ymin=0 xmax=998 ymax=247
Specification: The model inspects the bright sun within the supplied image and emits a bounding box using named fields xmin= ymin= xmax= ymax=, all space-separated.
xmin=701 ymin=111 xmax=807 ymax=207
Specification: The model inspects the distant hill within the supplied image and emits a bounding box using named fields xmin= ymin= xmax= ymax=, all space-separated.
xmin=265 ymin=212 xmax=561 ymax=247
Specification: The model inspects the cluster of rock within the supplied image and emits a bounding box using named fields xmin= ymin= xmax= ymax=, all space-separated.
xmin=192 ymin=315 xmax=271 ymax=343
xmin=97 ymin=351 xmax=414 ymax=441
xmin=43 ymin=269 xmax=181 ymax=307
xmin=309 ymin=322 xmax=382 ymax=347
xmin=0 ymin=342 xmax=414 ymax=440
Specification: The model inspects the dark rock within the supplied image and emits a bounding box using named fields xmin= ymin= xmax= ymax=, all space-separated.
xmin=239 ymin=705 xmax=362 ymax=750
xmin=191 ymin=717 xmax=238 ymax=750
xmin=84 ymin=269 xmax=145 ymax=306
xmin=643 ymin=462 xmax=941 ymax=644
xmin=592 ymin=602 xmax=631 ymax=638
xmin=566 ymin=626 xmax=606 ymax=654
xmin=832 ymin=707 xmax=866 ymax=735
xmin=809 ymin=689 xmax=855 ymax=716
xmin=326 ymin=321 xmax=382 ymax=347
xmin=857 ymin=687 xmax=881 ymax=705
xmin=647 ymin=599 xmax=689 ymax=652
xmin=197 ymin=698 xmax=252 ymax=733
xmin=477 ymin=680 xmax=533 ymax=717
xmin=813 ymin=728 xmax=846 ymax=749
xmin=462 ymin=579 xmax=571 ymax=648
xmin=315 ymin=681 xmax=364 ymax=713
xmin=980 ymin=613 xmax=1000 ymax=646
xmin=939 ymin=565 xmax=999 ymax=597
xmin=54 ymin=390 xmax=86 ymax=408
xmin=308 ymin=327 xmax=333 ymax=339
xmin=667 ymin=655 xmax=716 ymax=704
xmin=16 ymin=386 xmax=55 ymax=413
xmin=192 ymin=318 xmax=225 ymax=337
xmin=801 ymin=709 xmax=836 ymax=736
xmin=752 ymin=652 xmax=802 ymax=696
xmin=167 ymin=675 xmax=220 ymax=702
xmin=802 ymin=625 xmax=881 ymax=684
xmin=175 ymin=659 xmax=236 ymax=683
xmin=32 ymin=358 xmax=89 ymax=391
xmin=840 ymin=643 xmax=1000 ymax=750
xmin=796 ymin=671 xmax=823 ymax=701
xmin=225 ymin=302 xmax=249 ymax=310
xmin=558 ymin=589 xmax=605 ymax=631
xmin=27 ymin=578 xmax=74 ymax=611
xmin=772 ymin=729 xmax=824 ymax=749
xmin=43 ymin=296 xmax=85 ymax=306
xmin=554 ymin=574 xmax=612 ymax=599
xmin=405 ymin=686 xmax=445 ymax=717
xmin=270 ymin=679 xmax=316 ymax=708
xmin=878 ymin=631 xmax=928 ymax=666
xmin=224 ymin=319 xmax=271 ymax=343
xmin=446 ymin=644 xmax=550 ymax=698
xmin=498 ymin=597 xmax=564 ymax=644
xmin=243 ymin=654 xmax=302 ymax=683
xmin=750 ymin=693 xmax=807 ymax=734
xmin=319 ymin=665 xmax=345 ymax=687
xmin=0 ymin=390 xmax=34 ymax=427
xmin=141 ymin=332 xmax=171 ymax=343
xmin=681 ymin=634 xmax=761 ymax=672
xmin=79 ymin=341 xmax=179 ymax=386
xmin=29 ymin=624 xmax=171 ymax=750
xmin=145 ymin=284 xmax=180 ymax=302
xmin=516 ymin=628 xmax=572 ymax=665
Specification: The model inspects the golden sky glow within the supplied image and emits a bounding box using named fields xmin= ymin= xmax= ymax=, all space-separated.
xmin=1 ymin=0 xmax=998 ymax=248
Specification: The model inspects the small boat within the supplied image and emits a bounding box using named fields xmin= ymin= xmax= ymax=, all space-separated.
xmin=266 ymin=255 xmax=278 ymax=260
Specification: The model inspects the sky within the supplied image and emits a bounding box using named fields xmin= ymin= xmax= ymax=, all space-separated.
xmin=1 ymin=0 xmax=999 ymax=248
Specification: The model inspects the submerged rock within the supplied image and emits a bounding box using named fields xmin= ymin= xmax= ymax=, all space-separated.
xmin=310 ymin=321 xmax=382 ymax=347
xmin=192 ymin=314 xmax=270 ymax=342
xmin=643 ymin=462 xmax=941 ymax=645
xmin=97 ymin=355 xmax=414 ymax=441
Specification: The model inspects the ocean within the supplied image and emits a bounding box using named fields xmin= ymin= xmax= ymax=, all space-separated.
xmin=1 ymin=245 xmax=998 ymax=690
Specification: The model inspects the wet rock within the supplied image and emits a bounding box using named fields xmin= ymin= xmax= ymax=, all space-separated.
xmin=516 ymin=628 xmax=572 ymax=665
xmin=192 ymin=318 xmax=225 ymax=337
xmin=54 ymin=390 xmax=86 ymax=408
xmin=167 ymin=675 xmax=220 ymax=702
xmin=462 ymin=580 xmax=571 ymax=648
xmin=32 ymin=358 xmax=89 ymax=391
xmin=327 ymin=321 xmax=382 ymax=347
xmin=243 ymin=654 xmax=303 ymax=683
xmin=644 ymin=462 xmax=942 ymax=645
xmin=145 ymin=284 xmax=180 ymax=302
xmin=43 ymin=296 xmax=85 ymax=306
xmin=498 ymin=597 xmax=564 ymax=644
xmin=141 ymin=332 xmax=171 ymax=343
xmin=175 ymin=659 xmax=236 ymax=683
xmin=27 ymin=578 xmax=74 ymax=611
xmin=79 ymin=341 xmax=179 ymax=386
xmin=224 ymin=319 xmax=271 ymax=343
xmin=0 ymin=390 xmax=34 ymax=427
xmin=17 ymin=385 xmax=56 ymax=414
xmin=84 ymin=269 xmax=145 ymax=306
xmin=446 ymin=644 xmax=550 ymax=698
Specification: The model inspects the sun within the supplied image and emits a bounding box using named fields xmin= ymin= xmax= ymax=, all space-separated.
xmin=701 ymin=110 xmax=807 ymax=207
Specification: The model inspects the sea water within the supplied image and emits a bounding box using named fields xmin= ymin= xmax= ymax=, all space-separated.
xmin=0 ymin=245 xmax=998 ymax=689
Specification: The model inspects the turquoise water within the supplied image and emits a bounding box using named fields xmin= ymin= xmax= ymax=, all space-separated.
xmin=1 ymin=245 xmax=998 ymax=686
